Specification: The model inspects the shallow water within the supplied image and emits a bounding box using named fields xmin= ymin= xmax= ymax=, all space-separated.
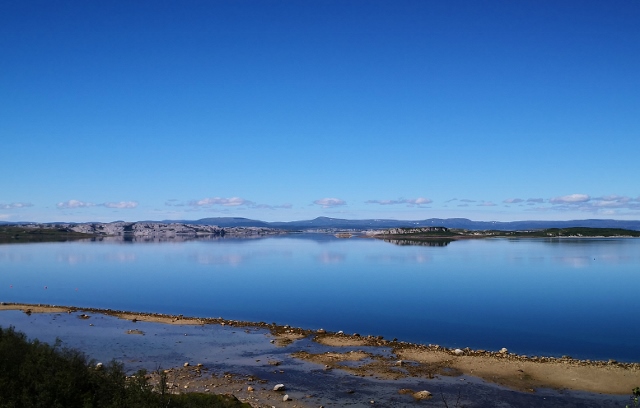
xmin=1 ymin=235 xmax=639 ymax=361
xmin=0 ymin=310 xmax=629 ymax=408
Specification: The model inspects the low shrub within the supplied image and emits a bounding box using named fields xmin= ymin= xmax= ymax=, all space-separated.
xmin=0 ymin=326 xmax=249 ymax=407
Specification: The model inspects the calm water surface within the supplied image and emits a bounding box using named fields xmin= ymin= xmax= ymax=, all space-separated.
xmin=1 ymin=235 xmax=639 ymax=361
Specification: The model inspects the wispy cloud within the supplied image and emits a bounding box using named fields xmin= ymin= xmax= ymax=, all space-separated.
xmin=503 ymin=198 xmax=524 ymax=204
xmin=0 ymin=202 xmax=33 ymax=209
xmin=527 ymin=198 xmax=544 ymax=203
xmin=57 ymin=200 xmax=138 ymax=209
xmin=477 ymin=201 xmax=497 ymax=207
xmin=165 ymin=199 xmax=185 ymax=207
xmin=184 ymin=196 xmax=291 ymax=210
xmin=529 ymin=193 xmax=640 ymax=215
xmin=365 ymin=197 xmax=432 ymax=206
xmin=313 ymin=198 xmax=346 ymax=208
xmin=103 ymin=201 xmax=138 ymax=209
xmin=253 ymin=203 xmax=293 ymax=209
xmin=190 ymin=197 xmax=253 ymax=207
xmin=550 ymin=194 xmax=591 ymax=204
xmin=57 ymin=200 xmax=95 ymax=209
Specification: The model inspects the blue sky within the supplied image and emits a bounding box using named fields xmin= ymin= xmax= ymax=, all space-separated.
xmin=2 ymin=0 xmax=639 ymax=223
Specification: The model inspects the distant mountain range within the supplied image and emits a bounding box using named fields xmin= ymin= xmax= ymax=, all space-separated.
xmin=159 ymin=216 xmax=640 ymax=231
xmin=3 ymin=217 xmax=640 ymax=231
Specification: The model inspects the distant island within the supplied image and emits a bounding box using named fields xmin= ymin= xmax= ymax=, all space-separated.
xmin=2 ymin=221 xmax=639 ymax=244
xmin=366 ymin=226 xmax=640 ymax=241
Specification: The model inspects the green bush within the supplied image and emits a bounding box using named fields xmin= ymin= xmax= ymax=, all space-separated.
xmin=0 ymin=326 xmax=250 ymax=408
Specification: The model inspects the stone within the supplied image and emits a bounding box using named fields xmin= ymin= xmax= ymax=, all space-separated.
xmin=183 ymin=362 xmax=190 ymax=367
xmin=499 ymin=348 xmax=508 ymax=354
xmin=247 ymin=386 xmax=254 ymax=392
xmin=95 ymin=362 xmax=103 ymax=369
xmin=273 ymin=383 xmax=285 ymax=391
xmin=454 ymin=348 xmax=464 ymax=356
xmin=283 ymin=394 xmax=290 ymax=401
xmin=412 ymin=390 xmax=432 ymax=400
xmin=317 ymin=328 xmax=326 ymax=334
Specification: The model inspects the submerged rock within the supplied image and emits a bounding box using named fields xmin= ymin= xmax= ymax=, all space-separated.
xmin=412 ymin=390 xmax=432 ymax=400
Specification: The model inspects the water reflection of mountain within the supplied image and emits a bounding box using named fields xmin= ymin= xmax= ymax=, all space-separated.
xmin=90 ymin=235 xmax=266 ymax=244
xmin=383 ymin=239 xmax=452 ymax=247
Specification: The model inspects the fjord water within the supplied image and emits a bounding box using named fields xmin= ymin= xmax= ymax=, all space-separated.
xmin=1 ymin=235 xmax=639 ymax=361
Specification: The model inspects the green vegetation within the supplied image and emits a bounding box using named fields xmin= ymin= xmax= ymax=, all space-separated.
xmin=490 ymin=227 xmax=640 ymax=238
xmin=627 ymin=387 xmax=640 ymax=408
xmin=377 ymin=226 xmax=640 ymax=240
xmin=0 ymin=326 xmax=250 ymax=408
xmin=0 ymin=226 xmax=93 ymax=244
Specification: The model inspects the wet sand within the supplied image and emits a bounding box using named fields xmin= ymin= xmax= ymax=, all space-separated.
xmin=0 ymin=303 xmax=637 ymax=407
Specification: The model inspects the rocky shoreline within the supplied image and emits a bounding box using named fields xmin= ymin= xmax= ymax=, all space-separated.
xmin=16 ymin=222 xmax=287 ymax=239
xmin=1 ymin=302 xmax=638 ymax=402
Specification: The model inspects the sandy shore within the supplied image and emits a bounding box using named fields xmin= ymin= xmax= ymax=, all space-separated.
xmin=1 ymin=302 xmax=638 ymax=406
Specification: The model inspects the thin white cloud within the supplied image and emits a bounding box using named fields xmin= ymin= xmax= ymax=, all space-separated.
xmin=57 ymin=200 xmax=95 ymax=209
xmin=57 ymin=200 xmax=138 ymax=210
xmin=0 ymin=202 xmax=33 ymax=209
xmin=503 ymin=198 xmax=524 ymax=204
xmin=407 ymin=197 xmax=432 ymax=205
xmin=527 ymin=198 xmax=544 ymax=203
xmin=526 ymin=193 xmax=640 ymax=215
xmin=460 ymin=199 xmax=476 ymax=203
xmin=477 ymin=201 xmax=497 ymax=207
xmin=190 ymin=197 xmax=253 ymax=207
xmin=550 ymin=194 xmax=590 ymax=204
xmin=253 ymin=203 xmax=293 ymax=210
xmin=103 ymin=201 xmax=138 ymax=209
xmin=365 ymin=197 xmax=432 ymax=206
xmin=313 ymin=198 xmax=346 ymax=208
xmin=186 ymin=196 xmax=291 ymax=210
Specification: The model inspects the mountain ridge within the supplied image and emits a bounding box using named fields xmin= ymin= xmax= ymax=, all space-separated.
xmin=162 ymin=217 xmax=640 ymax=231
xmin=4 ymin=217 xmax=640 ymax=231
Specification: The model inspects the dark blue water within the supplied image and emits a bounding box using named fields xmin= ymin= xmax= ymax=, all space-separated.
xmin=1 ymin=235 xmax=639 ymax=361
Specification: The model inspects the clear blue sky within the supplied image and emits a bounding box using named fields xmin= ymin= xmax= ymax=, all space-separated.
xmin=2 ymin=0 xmax=639 ymax=223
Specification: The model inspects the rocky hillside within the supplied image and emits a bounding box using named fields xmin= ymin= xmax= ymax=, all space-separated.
xmin=33 ymin=222 xmax=285 ymax=238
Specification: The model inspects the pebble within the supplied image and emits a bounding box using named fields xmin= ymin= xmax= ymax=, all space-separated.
xmin=184 ymin=362 xmax=190 ymax=367
xmin=412 ymin=390 xmax=432 ymax=400
xmin=283 ymin=394 xmax=290 ymax=401
xmin=454 ymin=348 xmax=464 ymax=356
xmin=273 ymin=383 xmax=285 ymax=391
